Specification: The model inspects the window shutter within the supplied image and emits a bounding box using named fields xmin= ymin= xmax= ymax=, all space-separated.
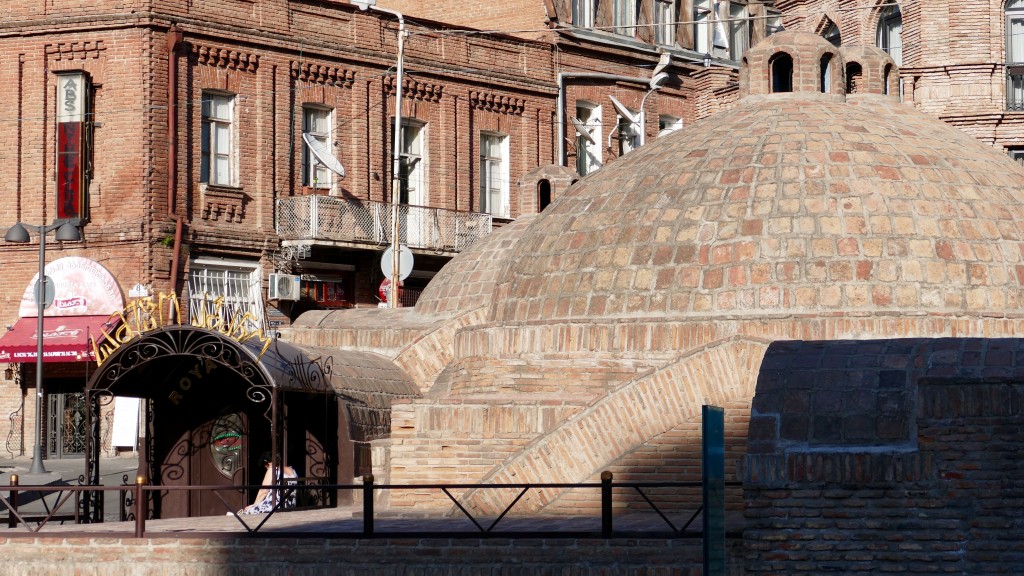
xmin=596 ymin=0 xmax=613 ymax=29
xmin=638 ymin=0 xmax=654 ymax=43
xmin=677 ymin=0 xmax=694 ymax=49
xmin=748 ymin=2 xmax=766 ymax=45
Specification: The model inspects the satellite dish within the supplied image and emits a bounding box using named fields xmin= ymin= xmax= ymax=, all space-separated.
xmin=302 ymin=133 xmax=346 ymax=178
xmin=609 ymin=95 xmax=639 ymax=125
xmin=570 ymin=117 xmax=596 ymax=145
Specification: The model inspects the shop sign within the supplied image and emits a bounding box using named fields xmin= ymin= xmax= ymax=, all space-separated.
xmin=92 ymin=291 xmax=273 ymax=366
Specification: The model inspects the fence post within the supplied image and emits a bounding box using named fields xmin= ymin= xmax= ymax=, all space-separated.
xmin=601 ymin=470 xmax=612 ymax=538
xmin=362 ymin=474 xmax=374 ymax=536
xmin=8 ymin=474 xmax=18 ymax=529
xmin=134 ymin=476 xmax=146 ymax=538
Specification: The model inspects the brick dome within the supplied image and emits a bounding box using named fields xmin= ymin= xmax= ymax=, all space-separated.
xmin=487 ymin=34 xmax=1024 ymax=326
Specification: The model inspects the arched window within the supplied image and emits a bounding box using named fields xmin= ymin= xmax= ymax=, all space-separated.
xmin=1008 ymin=0 xmax=1024 ymax=110
xmin=822 ymin=20 xmax=840 ymax=47
xmin=846 ymin=62 xmax=863 ymax=94
xmin=876 ymin=4 xmax=903 ymax=65
xmin=883 ymin=64 xmax=893 ymax=95
xmin=538 ymin=180 xmax=552 ymax=212
xmin=770 ymin=53 xmax=794 ymax=93
xmin=820 ymin=54 xmax=833 ymax=93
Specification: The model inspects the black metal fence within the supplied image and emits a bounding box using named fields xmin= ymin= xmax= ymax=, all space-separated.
xmin=0 ymin=472 xmax=737 ymax=539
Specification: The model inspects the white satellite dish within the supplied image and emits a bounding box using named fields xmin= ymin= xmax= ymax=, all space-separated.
xmin=609 ymin=95 xmax=639 ymax=125
xmin=302 ymin=133 xmax=346 ymax=178
xmin=570 ymin=117 xmax=596 ymax=145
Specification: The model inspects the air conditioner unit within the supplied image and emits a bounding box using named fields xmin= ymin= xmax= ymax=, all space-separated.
xmin=268 ymin=273 xmax=301 ymax=301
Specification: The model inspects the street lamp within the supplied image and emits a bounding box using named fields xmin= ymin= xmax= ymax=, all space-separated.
xmin=638 ymin=53 xmax=671 ymax=147
xmin=354 ymin=0 xmax=406 ymax=308
xmin=4 ymin=220 xmax=82 ymax=474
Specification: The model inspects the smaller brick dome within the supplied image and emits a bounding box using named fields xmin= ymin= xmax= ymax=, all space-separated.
xmin=739 ymin=31 xmax=845 ymax=98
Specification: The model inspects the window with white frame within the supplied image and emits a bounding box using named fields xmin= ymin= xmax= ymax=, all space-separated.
xmin=617 ymin=111 xmax=640 ymax=156
xmin=729 ymin=3 xmax=750 ymax=60
xmin=302 ymin=106 xmax=333 ymax=191
xmin=876 ymin=3 xmax=903 ymax=66
xmin=1007 ymin=0 xmax=1024 ymax=111
xmin=658 ymin=115 xmax=682 ymax=137
xmin=694 ymin=0 xmax=712 ymax=54
xmin=575 ymin=102 xmax=602 ymax=176
xmin=613 ymin=0 xmax=636 ymax=36
xmin=399 ymin=120 xmax=426 ymax=206
xmin=655 ymin=0 xmax=675 ymax=46
xmin=573 ymin=0 xmax=595 ymax=27
xmin=188 ymin=259 xmax=263 ymax=332
xmin=200 ymin=93 xmax=235 ymax=186
xmin=479 ymin=132 xmax=509 ymax=218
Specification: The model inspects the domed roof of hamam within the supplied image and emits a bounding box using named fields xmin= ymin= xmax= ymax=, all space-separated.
xmin=480 ymin=33 xmax=1024 ymax=326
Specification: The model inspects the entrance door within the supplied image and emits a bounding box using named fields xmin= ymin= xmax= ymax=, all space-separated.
xmin=47 ymin=392 xmax=87 ymax=458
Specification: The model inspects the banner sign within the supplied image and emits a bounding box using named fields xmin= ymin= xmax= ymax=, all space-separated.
xmin=55 ymin=70 xmax=90 ymax=220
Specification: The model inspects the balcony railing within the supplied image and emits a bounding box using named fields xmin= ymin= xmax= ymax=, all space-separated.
xmin=1009 ymin=66 xmax=1024 ymax=111
xmin=277 ymin=195 xmax=492 ymax=254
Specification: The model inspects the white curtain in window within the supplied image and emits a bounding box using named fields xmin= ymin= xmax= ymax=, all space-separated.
xmin=1011 ymin=16 xmax=1024 ymax=62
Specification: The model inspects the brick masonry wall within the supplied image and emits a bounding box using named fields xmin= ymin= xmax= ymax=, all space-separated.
xmin=742 ymin=338 xmax=1024 ymax=575
xmin=0 ymin=536 xmax=739 ymax=576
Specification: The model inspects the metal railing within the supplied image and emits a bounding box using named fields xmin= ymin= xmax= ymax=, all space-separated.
xmin=277 ymin=196 xmax=492 ymax=254
xmin=1009 ymin=66 xmax=1024 ymax=111
xmin=0 ymin=472 xmax=738 ymax=539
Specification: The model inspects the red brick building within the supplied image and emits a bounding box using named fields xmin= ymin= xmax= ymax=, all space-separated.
xmin=0 ymin=1 xmax=768 ymax=506
xmin=774 ymin=0 xmax=1024 ymax=163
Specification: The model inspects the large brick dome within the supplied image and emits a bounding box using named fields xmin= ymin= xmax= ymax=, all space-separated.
xmin=488 ymin=33 xmax=1024 ymax=326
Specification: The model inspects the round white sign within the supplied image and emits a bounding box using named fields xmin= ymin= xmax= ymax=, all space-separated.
xmin=380 ymin=245 xmax=414 ymax=281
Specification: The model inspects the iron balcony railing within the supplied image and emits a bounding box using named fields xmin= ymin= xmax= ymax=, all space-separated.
xmin=1009 ymin=66 xmax=1024 ymax=111
xmin=277 ymin=195 xmax=493 ymax=254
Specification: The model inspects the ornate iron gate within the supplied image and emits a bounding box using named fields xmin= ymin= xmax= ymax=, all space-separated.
xmin=48 ymin=392 xmax=87 ymax=457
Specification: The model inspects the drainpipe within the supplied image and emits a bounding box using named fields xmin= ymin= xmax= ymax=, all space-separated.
xmin=557 ymin=72 xmax=655 ymax=167
xmin=167 ymin=28 xmax=184 ymax=322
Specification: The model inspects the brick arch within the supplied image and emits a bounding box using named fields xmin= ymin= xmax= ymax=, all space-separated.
xmin=453 ymin=337 xmax=770 ymax=516
xmin=393 ymin=307 xmax=487 ymax=394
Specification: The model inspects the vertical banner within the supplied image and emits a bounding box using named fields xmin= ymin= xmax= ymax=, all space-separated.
xmin=55 ymin=71 xmax=90 ymax=220
xmin=702 ymin=404 xmax=726 ymax=576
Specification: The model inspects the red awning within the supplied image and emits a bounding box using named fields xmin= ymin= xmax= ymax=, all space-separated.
xmin=0 ymin=315 xmax=119 ymax=363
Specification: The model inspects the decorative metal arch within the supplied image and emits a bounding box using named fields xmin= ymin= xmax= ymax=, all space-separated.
xmin=87 ymin=325 xmax=274 ymax=405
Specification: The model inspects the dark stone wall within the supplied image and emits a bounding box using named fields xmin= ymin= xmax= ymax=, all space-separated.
xmin=742 ymin=339 xmax=1024 ymax=575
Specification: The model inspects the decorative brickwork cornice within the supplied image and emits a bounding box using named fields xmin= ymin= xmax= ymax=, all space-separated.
xmin=469 ymin=91 xmax=525 ymax=115
xmin=190 ymin=44 xmax=259 ymax=72
xmin=201 ymin=186 xmax=246 ymax=223
xmin=290 ymin=62 xmax=356 ymax=87
xmin=45 ymin=41 xmax=105 ymax=61
xmin=384 ymin=76 xmax=443 ymax=102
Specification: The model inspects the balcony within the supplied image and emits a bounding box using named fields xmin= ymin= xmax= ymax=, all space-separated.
xmin=277 ymin=195 xmax=493 ymax=254
xmin=1010 ymin=66 xmax=1024 ymax=111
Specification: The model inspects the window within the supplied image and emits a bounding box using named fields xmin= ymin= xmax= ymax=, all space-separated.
xmin=573 ymin=0 xmax=595 ymax=27
xmin=575 ymin=102 xmax=602 ymax=176
xmin=399 ymin=120 xmax=426 ymax=206
xmin=729 ymin=3 xmax=750 ymax=60
xmin=655 ymin=0 xmax=675 ymax=46
xmin=694 ymin=0 xmax=712 ymax=53
xmin=479 ymin=132 xmax=509 ymax=218
xmin=617 ymin=111 xmax=640 ymax=156
xmin=822 ymin=21 xmax=840 ymax=47
xmin=877 ymin=4 xmax=903 ymax=66
xmin=658 ymin=115 xmax=682 ymax=136
xmin=771 ymin=53 xmax=793 ymax=93
xmin=613 ymin=0 xmax=636 ymax=36
xmin=846 ymin=62 xmax=863 ymax=94
xmin=820 ymin=54 xmax=833 ymax=93
xmin=1010 ymin=147 xmax=1024 ymax=165
xmin=1007 ymin=0 xmax=1024 ymax=110
xmin=188 ymin=259 xmax=263 ymax=332
xmin=302 ymin=106 xmax=333 ymax=191
xmin=200 ymin=93 xmax=235 ymax=186
xmin=766 ymin=9 xmax=784 ymax=36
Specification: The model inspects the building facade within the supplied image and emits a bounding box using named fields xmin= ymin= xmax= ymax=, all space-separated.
xmin=774 ymin=0 xmax=1024 ymax=162
xmin=0 ymin=0 xmax=769 ymax=513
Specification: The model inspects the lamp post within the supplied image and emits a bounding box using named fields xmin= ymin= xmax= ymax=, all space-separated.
xmin=4 ymin=220 xmax=82 ymax=474
xmin=353 ymin=0 xmax=406 ymax=308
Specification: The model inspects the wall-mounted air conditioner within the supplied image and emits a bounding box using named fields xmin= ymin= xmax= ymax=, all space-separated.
xmin=268 ymin=273 xmax=301 ymax=301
